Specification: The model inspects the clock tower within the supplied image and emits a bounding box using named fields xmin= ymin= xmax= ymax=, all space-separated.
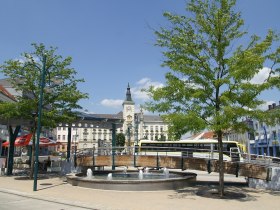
xmin=123 ymin=83 xmax=135 ymax=146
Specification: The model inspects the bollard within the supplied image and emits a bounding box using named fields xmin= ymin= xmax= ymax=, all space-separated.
xmin=207 ymin=159 xmax=211 ymax=174
xmin=235 ymin=162 xmax=239 ymax=177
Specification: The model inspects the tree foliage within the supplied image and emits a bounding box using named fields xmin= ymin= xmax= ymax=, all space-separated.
xmin=0 ymin=43 xmax=88 ymax=178
xmin=145 ymin=0 xmax=280 ymax=196
xmin=0 ymin=43 xmax=88 ymax=127
xmin=116 ymin=133 xmax=126 ymax=147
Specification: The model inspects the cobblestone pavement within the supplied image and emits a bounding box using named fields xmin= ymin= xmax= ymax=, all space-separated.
xmin=0 ymin=170 xmax=279 ymax=210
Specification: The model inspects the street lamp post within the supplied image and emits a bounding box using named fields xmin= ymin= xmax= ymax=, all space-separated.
xmin=33 ymin=54 xmax=47 ymax=191
xmin=247 ymin=131 xmax=251 ymax=162
xmin=134 ymin=114 xmax=139 ymax=146
xmin=112 ymin=123 xmax=116 ymax=170
xmin=74 ymin=132 xmax=78 ymax=168
xmin=128 ymin=126 xmax=131 ymax=148
xmin=263 ymin=126 xmax=269 ymax=156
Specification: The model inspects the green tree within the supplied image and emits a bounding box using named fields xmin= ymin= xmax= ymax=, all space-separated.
xmin=116 ymin=133 xmax=126 ymax=147
xmin=0 ymin=43 xmax=88 ymax=178
xmin=145 ymin=0 xmax=280 ymax=197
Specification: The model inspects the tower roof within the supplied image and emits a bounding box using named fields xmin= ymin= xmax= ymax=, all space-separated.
xmin=125 ymin=83 xmax=133 ymax=102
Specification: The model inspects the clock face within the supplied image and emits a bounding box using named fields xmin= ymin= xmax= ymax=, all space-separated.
xmin=127 ymin=115 xmax=132 ymax=121
xmin=126 ymin=106 xmax=131 ymax=112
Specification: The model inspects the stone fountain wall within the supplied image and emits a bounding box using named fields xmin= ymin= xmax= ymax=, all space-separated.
xmin=248 ymin=167 xmax=280 ymax=191
xmin=77 ymin=155 xmax=269 ymax=180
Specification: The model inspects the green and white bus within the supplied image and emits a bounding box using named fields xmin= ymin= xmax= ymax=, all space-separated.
xmin=138 ymin=139 xmax=242 ymax=162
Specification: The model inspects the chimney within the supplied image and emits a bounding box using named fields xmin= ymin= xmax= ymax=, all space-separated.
xmin=268 ymin=105 xmax=272 ymax=110
xmin=273 ymin=103 xmax=276 ymax=108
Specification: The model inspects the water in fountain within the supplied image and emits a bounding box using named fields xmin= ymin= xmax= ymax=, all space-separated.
xmin=163 ymin=167 xmax=169 ymax=178
xmin=139 ymin=170 xmax=143 ymax=180
xmin=144 ymin=167 xmax=149 ymax=174
xmin=66 ymin=155 xmax=81 ymax=174
xmin=69 ymin=169 xmax=196 ymax=191
xmin=107 ymin=173 xmax=112 ymax=180
xmin=123 ymin=166 xmax=128 ymax=174
xmin=86 ymin=168 xmax=93 ymax=179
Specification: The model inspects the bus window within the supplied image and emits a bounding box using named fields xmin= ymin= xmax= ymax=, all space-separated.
xmin=214 ymin=143 xmax=218 ymax=150
xmin=181 ymin=143 xmax=187 ymax=148
xmin=230 ymin=147 xmax=240 ymax=161
xmin=203 ymin=144 xmax=211 ymax=150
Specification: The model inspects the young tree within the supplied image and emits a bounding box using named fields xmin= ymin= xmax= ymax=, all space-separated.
xmin=145 ymin=0 xmax=280 ymax=196
xmin=116 ymin=133 xmax=126 ymax=147
xmin=116 ymin=133 xmax=125 ymax=154
xmin=0 ymin=43 xmax=88 ymax=178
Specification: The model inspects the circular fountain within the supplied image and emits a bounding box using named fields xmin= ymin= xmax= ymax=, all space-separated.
xmin=66 ymin=167 xmax=197 ymax=191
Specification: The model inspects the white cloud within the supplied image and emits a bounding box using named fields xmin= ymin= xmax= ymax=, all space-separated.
xmin=100 ymin=99 xmax=123 ymax=109
xmin=257 ymin=100 xmax=275 ymax=111
xmin=131 ymin=77 xmax=164 ymax=101
xmin=249 ymin=67 xmax=271 ymax=84
xmin=15 ymin=55 xmax=40 ymax=64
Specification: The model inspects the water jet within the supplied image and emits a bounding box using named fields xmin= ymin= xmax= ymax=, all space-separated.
xmin=67 ymin=168 xmax=197 ymax=191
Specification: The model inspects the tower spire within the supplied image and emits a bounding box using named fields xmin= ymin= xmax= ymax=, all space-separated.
xmin=125 ymin=83 xmax=132 ymax=101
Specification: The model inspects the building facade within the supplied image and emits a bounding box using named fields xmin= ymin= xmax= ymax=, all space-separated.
xmin=251 ymin=103 xmax=280 ymax=157
xmin=226 ymin=104 xmax=280 ymax=157
xmin=0 ymin=82 xmax=17 ymax=155
xmin=55 ymin=84 xmax=169 ymax=152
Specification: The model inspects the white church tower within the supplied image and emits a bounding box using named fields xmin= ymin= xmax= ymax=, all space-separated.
xmin=122 ymin=83 xmax=135 ymax=146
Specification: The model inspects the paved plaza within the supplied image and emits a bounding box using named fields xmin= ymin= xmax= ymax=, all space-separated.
xmin=0 ymin=170 xmax=279 ymax=210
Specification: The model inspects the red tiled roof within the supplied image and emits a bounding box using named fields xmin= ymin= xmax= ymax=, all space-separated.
xmin=191 ymin=131 xmax=216 ymax=139
xmin=202 ymin=131 xmax=215 ymax=139
xmin=0 ymin=85 xmax=16 ymax=101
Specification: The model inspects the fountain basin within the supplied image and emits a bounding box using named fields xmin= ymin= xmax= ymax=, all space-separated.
xmin=66 ymin=170 xmax=197 ymax=191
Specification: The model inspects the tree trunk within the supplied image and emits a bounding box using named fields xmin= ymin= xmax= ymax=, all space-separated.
xmin=66 ymin=126 xmax=72 ymax=162
xmin=29 ymin=132 xmax=36 ymax=179
xmin=7 ymin=125 xmax=21 ymax=175
xmin=217 ymin=130 xmax=224 ymax=197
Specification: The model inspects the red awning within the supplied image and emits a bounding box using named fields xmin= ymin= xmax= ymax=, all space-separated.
xmin=2 ymin=133 xmax=32 ymax=147
xmin=2 ymin=134 xmax=58 ymax=147
xmin=34 ymin=137 xmax=58 ymax=147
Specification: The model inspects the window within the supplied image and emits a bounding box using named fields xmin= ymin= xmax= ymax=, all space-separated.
xmin=273 ymin=130 xmax=277 ymax=140
xmin=203 ymin=144 xmax=211 ymax=150
xmin=63 ymin=127 xmax=66 ymax=131
xmin=57 ymin=135 xmax=61 ymax=140
xmin=83 ymin=128 xmax=89 ymax=135
xmin=62 ymin=135 xmax=65 ymax=140
xmin=255 ymin=123 xmax=259 ymax=130
xmin=58 ymin=127 xmax=61 ymax=131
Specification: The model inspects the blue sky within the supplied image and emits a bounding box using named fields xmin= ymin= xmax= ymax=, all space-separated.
xmin=0 ymin=0 xmax=280 ymax=114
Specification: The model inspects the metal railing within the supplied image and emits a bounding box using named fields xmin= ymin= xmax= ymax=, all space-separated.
xmin=76 ymin=145 xmax=280 ymax=167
